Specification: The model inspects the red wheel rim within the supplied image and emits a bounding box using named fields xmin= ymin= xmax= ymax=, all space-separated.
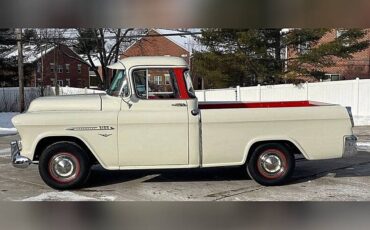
xmin=48 ymin=152 xmax=81 ymax=184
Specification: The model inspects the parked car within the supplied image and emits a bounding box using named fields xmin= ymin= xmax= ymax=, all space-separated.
xmin=11 ymin=56 xmax=358 ymax=189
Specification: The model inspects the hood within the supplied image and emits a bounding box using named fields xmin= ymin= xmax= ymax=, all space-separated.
xmin=28 ymin=94 xmax=102 ymax=112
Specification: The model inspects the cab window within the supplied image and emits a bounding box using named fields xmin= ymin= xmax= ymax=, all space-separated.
xmin=132 ymin=68 xmax=180 ymax=99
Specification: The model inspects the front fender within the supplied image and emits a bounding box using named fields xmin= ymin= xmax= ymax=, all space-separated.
xmin=30 ymin=132 xmax=118 ymax=170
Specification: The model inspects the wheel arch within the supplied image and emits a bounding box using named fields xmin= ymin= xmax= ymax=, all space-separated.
xmin=242 ymin=137 xmax=309 ymax=164
xmin=33 ymin=136 xmax=100 ymax=165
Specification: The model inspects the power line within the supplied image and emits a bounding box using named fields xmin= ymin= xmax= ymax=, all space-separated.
xmin=16 ymin=31 xmax=203 ymax=43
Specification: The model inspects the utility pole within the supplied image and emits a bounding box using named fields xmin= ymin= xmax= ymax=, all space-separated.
xmin=16 ymin=28 xmax=25 ymax=112
xmin=54 ymin=44 xmax=59 ymax=95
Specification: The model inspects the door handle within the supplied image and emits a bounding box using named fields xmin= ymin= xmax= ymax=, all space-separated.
xmin=171 ymin=103 xmax=187 ymax=107
xmin=191 ymin=109 xmax=200 ymax=116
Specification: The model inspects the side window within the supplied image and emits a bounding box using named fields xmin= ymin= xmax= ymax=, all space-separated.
xmin=132 ymin=68 xmax=180 ymax=99
xmin=133 ymin=69 xmax=147 ymax=98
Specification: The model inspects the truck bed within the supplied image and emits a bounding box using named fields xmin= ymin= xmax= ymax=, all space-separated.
xmin=198 ymin=100 xmax=330 ymax=110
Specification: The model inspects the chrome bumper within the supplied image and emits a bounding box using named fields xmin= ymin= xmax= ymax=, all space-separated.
xmin=343 ymin=135 xmax=358 ymax=158
xmin=10 ymin=141 xmax=32 ymax=168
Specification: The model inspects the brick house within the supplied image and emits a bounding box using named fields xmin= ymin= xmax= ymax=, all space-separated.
xmin=318 ymin=29 xmax=370 ymax=80
xmin=80 ymin=54 xmax=114 ymax=89
xmin=3 ymin=44 xmax=90 ymax=87
xmin=120 ymin=29 xmax=204 ymax=88
xmin=288 ymin=29 xmax=370 ymax=81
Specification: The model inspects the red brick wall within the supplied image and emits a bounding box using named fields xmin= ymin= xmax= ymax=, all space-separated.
xmin=318 ymin=29 xmax=370 ymax=79
xmin=32 ymin=44 xmax=90 ymax=88
xmin=120 ymin=30 xmax=190 ymax=62
xmin=288 ymin=29 xmax=370 ymax=80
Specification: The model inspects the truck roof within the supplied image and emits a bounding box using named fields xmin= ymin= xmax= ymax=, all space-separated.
xmin=107 ymin=56 xmax=188 ymax=70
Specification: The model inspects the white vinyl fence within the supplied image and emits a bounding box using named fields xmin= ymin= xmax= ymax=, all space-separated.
xmin=0 ymin=86 xmax=104 ymax=112
xmin=195 ymin=78 xmax=370 ymax=126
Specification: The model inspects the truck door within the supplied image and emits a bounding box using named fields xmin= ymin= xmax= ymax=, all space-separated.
xmin=118 ymin=68 xmax=189 ymax=167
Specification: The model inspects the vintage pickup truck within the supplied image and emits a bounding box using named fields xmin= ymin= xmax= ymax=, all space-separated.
xmin=11 ymin=56 xmax=358 ymax=189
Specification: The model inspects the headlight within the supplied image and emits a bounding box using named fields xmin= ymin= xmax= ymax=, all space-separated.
xmin=346 ymin=106 xmax=354 ymax=127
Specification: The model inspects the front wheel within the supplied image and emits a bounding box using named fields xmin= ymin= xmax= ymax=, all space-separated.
xmin=39 ymin=142 xmax=91 ymax=190
xmin=247 ymin=143 xmax=295 ymax=186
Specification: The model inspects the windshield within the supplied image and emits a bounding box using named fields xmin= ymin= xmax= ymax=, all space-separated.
xmin=107 ymin=70 xmax=128 ymax=96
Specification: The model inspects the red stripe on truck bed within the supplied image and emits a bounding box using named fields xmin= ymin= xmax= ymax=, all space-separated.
xmin=198 ymin=101 xmax=322 ymax=109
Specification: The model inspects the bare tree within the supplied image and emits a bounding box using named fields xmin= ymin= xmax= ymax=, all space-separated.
xmin=75 ymin=28 xmax=147 ymax=89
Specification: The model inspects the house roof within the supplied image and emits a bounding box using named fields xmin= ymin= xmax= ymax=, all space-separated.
xmin=4 ymin=44 xmax=55 ymax=63
xmin=122 ymin=29 xmax=205 ymax=55
xmin=4 ymin=44 xmax=89 ymax=65
xmin=154 ymin=29 xmax=205 ymax=53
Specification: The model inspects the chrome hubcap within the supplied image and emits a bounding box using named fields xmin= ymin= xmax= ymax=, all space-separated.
xmin=50 ymin=154 xmax=77 ymax=180
xmin=260 ymin=153 xmax=283 ymax=173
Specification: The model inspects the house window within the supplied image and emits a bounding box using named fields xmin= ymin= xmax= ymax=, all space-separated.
xmin=154 ymin=76 xmax=162 ymax=85
xmin=336 ymin=29 xmax=350 ymax=46
xmin=65 ymin=64 xmax=70 ymax=73
xmin=267 ymin=48 xmax=276 ymax=58
xmin=65 ymin=79 xmax=70 ymax=86
xmin=77 ymin=64 xmax=82 ymax=73
xmin=57 ymin=80 xmax=63 ymax=86
xmin=148 ymin=74 xmax=154 ymax=84
xmin=50 ymin=63 xmax=55 ymax=72
xmin=58 ymin=65 xmax=63 ymax=73
xmin=325 ymin=74 xmax=342 ymax=81
xmin=164 ymin=74 xmax=170 ymax=85
xmin=298 ymin=41 xmax=310 ymax=54
xmin=336 ymin=29 xmax=347 ymax=38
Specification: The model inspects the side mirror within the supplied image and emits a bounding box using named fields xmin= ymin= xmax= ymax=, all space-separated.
xmin=120 ymin=86 xmax=130 ymax=98
xmin=120 ymin=86 xmax=133 ymax=109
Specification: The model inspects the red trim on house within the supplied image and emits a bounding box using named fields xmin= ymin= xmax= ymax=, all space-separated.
xmin=198 ymin=101 xmax=322 ymax=109
xmin=173 ymin=68 xmax=190 ymax=99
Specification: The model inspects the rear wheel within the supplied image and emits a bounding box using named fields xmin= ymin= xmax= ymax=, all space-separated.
xmin=247 ymin=143 xmax=295 ymax=186
xmin=39 ymin=142 xmax=91 ymax=190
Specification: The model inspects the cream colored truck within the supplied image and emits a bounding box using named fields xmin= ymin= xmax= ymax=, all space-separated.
xmin=11 ymin=56 xmax=358 ymax=189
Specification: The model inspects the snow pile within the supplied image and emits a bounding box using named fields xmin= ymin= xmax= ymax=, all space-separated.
xmin=0 ymin=112 xmax=18 ymax=135
xmin=357 ymin=142 xmax=370 ymax=151
xmin=20 ymin=191 xmax=116 ymax=201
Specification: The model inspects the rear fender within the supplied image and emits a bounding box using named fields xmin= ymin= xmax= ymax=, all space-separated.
xmin=242 ymin=136 xmax=310 ymax=164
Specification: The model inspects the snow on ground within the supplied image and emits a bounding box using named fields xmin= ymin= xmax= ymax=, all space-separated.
xmin=357 ymin=142 xmax=370 ymax=151
xmin=20 ymin=191 xmax=116 ymax=201
xmin=0 ymin=112 xmax=18 ymax=135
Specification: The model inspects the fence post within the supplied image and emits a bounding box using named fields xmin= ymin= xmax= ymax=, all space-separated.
xmin=305 ymin=82 xmax=309 ymax=100
xmin=353 ymin=78 xmax=360 ymax=116
xmin=236 ymin=85 xmax=241 ymax=101
xmin=203 ymin=90 xmax=207 ymax=102
xmin=257 ymin=84 xmax=261 ymax=101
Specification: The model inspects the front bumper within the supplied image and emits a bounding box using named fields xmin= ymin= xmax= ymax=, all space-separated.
xmin=343 ymin=135 xmax=358 ymax=158
xmin=10 ymin=141 xmax=32 ymax=168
